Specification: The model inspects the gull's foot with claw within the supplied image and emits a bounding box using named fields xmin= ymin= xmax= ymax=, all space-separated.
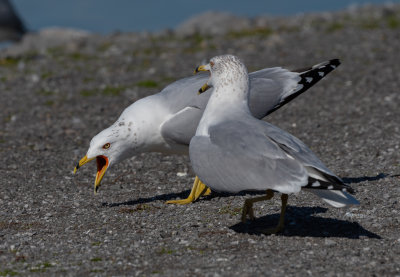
xmin=166 ymin=176 xmax=210 ymax=205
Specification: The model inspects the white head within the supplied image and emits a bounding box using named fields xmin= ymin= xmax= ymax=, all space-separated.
xmin=87 ymin=119 xmax=138 ymax=163
xmin=73 ymin=101 xmax=156 ymax=193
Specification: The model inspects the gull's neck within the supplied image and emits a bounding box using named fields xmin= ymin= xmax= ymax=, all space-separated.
xmin=196 ymin=79 xmax=251 ymax=137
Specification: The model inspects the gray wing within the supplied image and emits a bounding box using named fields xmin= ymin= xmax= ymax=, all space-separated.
xmin=189 ymin=119 xmax=309 ymax=194
xmin=160 ymin=68 xmax=301 ymax=145
xmin=161 ymin=60 xmax=340 ymax=145
xmin=249 ymin=59 xmax=341 ymax=118
xmin=260 ymin=121 xmax=336 ymax=177
xmin=160 ymin=106 xmax=203 ymax=146
xmin=190 ymin=117 xmax=356 ymax=204
xmin=160 ymin=67 xmax=302 ymax=117
xmin=159 ymin=74 xmax=211 ymax=145
xmin=158 ymin=73 xmax=211 ymax=111
xmin=261 ymin=121 xmax=355 ymax=192
xmin=247 ymin=67 xmax=301 ymax=118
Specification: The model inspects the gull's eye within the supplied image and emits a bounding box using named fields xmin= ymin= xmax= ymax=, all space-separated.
xmin=103 ymin=143 xmax=110 ymax=149
xmin=210 ymin=61 xmax=215 ymax=67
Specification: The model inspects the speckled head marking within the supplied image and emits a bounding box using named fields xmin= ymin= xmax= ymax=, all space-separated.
xmin=73 ymin=118 xmax=139 ymax=193
xmin=209 ymin=55 xmax=249 ymax=98
xmin=209 ymin=55 xmax=248 ymax=81
xmin=73 ymin=95 xmax=172 ymax=194
xmin=194 ymin=55 xmax=252 ymax=137
xmin=195 ymin=55 xmax=249 ymax=96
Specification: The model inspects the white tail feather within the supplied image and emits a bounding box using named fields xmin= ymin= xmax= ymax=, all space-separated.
xmin=304 ymin=189 xmax=360 ymax=208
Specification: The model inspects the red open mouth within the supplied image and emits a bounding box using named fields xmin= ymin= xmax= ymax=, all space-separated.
xmin=95 ymin=155 xmax=109 ymax=190
xmin=96 ymin=156 xmax=108 ymax=174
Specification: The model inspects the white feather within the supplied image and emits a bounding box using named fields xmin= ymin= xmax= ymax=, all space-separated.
xmin=304 ymin=189 xmax=360 ymax=208
xmin=306 ymin=167 xmax=329 ymax=182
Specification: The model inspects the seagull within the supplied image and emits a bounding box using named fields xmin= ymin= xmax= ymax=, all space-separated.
xmin=190 ymin=55 xmax=359 ymax=234
xmin=73 ymin=58 xmax=341 ymax=204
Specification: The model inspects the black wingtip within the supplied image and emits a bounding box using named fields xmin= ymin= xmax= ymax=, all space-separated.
xmin=265 ymin=58 xmax=342 ymax=117
xmin=305 ymin=177 xmax=355 ymax=194
xmin=329 ymin=58 xmax=341 ymax=67
xmin=324 ymin=58 xmax=341 ymax=70
xmin=294 ymin=58 xmax=341 ymax=73
xmin=298 ymin=58 xmax=341 ymax=87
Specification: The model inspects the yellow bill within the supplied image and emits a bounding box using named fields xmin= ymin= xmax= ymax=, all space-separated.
xmin=194 ymin=64 xmax=211 ymax=94
xmin=194 ymin=64 xmax=208 ymax=74
xmin=73 ymin=155 xmax=94 ymax=174
xmin=94 ymin=155 xmax=109 ymax=193
xmin=73 ymin=155 xmax=109 ymax=194
xmin=198 ymin=83 xmax=211 ymax=94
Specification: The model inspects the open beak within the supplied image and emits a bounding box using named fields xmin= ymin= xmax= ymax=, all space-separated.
xmin=194 ymin=64 xmax=211 ymax=94
xmin=73 ymin=155 xmax=94 ymax=174
xmin=94 ymin=155 xmax=109 ymax=194
xmin=194 ymin=64 xmax=208 ymax=74
xmin=73 ymin=154 xmax=109 ymax=194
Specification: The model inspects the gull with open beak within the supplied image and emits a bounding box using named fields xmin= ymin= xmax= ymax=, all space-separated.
xmin=74 ymin=139 xmax=112 ymax=193
xmin=74 ymin=58 xmax=341 ymax=198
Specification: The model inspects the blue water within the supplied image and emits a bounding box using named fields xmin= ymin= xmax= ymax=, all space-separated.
xmin=12 ymin=0 xmax=399 ymax=34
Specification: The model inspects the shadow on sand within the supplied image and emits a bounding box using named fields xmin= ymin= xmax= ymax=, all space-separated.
xmin=342 ymin=173 xmax=387 ymax=184
xmin=103 ymin=173 xmax=388 ymax=208
xmin=230 ymin=206 xmax=381 ymax=239
xmin=102 ymin=189 xmax=192 ymax=207
xmin=104 ymin=173 xmax=384 ymax=238
xmin=102 ymin=189 xmax=271 ymax=207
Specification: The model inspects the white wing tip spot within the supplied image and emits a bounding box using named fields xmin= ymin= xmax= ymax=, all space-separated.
xmin=306 ymin=77 xmax=313 ymax=83
xmin=330 ymin=65 xmax=336 ymax=69
xmin=312 ymin=181 xmax=320 ymax=187
xmin=327 ymin=185 xmax=334 ymax=190
xmin=318 ymin=71 xmax=325 ymax=77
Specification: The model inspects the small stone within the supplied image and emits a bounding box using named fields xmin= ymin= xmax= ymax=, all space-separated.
xmin=324 ymin=239 xmax=336 ymax=246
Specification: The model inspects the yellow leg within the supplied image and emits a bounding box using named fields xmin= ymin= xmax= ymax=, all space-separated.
xmin=203 ymin=187 xmax=212 ymax=196
xmin=264 ymin=194 xmax=288 ymax=234
xmin=166 ymin=176 xmax=210 ymax=205
xmin=241 ymin=190 xmax=274 ymax=222
xmin=241 ymin=191 xmax=289 ymax=235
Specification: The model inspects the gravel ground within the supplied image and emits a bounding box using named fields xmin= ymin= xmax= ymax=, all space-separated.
xmin=1 ymin=5 xmax=400 ymax=276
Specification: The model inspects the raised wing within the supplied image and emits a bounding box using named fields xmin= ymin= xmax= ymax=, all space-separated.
xmin=161 ymin=60 xmax=340 ymax=146
xmin=264 ymin=59 xmax=341 ymax=116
